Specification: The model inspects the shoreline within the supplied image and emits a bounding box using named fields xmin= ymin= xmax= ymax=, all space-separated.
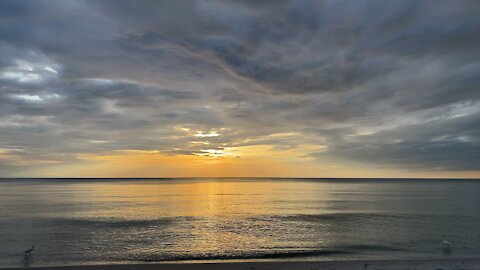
xmin=3 ymin=258 xmax=480 ymax=270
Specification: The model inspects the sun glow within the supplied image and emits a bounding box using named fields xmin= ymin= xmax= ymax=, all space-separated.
xmin=194 ymin=131 xmax=220 ymax=138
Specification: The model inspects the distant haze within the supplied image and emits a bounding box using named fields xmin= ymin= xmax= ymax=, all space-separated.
xmin=0 ymin=0 xmax=479 ymax=178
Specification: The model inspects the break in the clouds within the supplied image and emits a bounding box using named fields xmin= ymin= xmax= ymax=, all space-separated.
xmin=0 ymin=0 xmax=479 ymax=177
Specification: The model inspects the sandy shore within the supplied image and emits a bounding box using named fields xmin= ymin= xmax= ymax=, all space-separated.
xmin=2 ymin=259 xmax=479 ymax=270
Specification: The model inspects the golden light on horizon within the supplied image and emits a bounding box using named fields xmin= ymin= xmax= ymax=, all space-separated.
xmin=6 ymin=141 xmax=472 ymax=179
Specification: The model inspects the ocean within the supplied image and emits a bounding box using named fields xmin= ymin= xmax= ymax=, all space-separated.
xmin=0 ymin=178 xmax=479 ymax=267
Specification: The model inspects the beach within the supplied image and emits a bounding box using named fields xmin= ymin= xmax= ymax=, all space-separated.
xmin=3 ymin=259 xmax=480 ymax=270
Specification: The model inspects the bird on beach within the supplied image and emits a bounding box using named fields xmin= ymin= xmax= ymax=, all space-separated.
xmin=23 ymin=245 xmax=35 ymax=267
xmin=24 ymin=245 xmax=35 ymax=256
xmin=442 ymin=240 xmax=452 ymax=254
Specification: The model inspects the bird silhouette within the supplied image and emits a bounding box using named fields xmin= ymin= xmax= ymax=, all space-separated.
xmin=24 ymin=245 xmax=35 ymax=255
xmin=23 ymin=245 xmax=36 ymax=267
xmin=442 ymin=240 xmax=452 ymax=254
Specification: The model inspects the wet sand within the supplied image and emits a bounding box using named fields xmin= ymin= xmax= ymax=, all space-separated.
xmin=3 ymin=258 xmax=480 ymax=270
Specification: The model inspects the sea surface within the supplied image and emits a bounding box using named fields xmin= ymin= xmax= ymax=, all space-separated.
xmin=0 ymin=178 xmax=479 ymax=267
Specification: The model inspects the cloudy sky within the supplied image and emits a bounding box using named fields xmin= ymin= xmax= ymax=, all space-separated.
xmin=0 ymin=0 xmax=479 ymax=178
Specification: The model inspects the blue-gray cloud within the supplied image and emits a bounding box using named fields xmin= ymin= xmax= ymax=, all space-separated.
xmin=0 ymin=0 xmax=479 ymax=175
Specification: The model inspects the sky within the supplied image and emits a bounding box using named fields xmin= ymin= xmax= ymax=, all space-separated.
xmin=0 ymin=0 xmax=479 ymax=178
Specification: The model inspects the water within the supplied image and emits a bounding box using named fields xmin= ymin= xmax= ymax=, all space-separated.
xmin=0 ymin=178 xmax=479 ymax=267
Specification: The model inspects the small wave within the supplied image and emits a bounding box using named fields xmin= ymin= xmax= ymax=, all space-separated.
xmin=341 ymin=244 xmax=405 ymax=252
xmin=128 ymin=250 xmax=352 ymax=262
xmin=263 ymin=213 xmax=406 ymax=222
xmin=50 ymin=217 xmax=175 ymax=228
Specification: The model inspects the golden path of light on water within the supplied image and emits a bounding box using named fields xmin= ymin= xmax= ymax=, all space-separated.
xmin=67 ymin=180 xmax=339 ymax=253
xmin=74 ymin=180 xmax=332 ymax=219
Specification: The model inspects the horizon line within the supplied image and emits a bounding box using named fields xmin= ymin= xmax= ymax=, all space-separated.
xmin=1 ymin=177 xmax=479 ymax=180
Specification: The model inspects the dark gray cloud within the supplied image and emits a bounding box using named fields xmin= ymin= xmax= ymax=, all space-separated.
xmin=0 ymin=0 xmax=479 ymax=176
xmin=318 ymin=111 xmax=480 ymax=171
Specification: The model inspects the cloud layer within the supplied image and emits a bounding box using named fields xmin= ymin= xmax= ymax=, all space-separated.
xmin=0 ymin=0 xmax=479 ymax=177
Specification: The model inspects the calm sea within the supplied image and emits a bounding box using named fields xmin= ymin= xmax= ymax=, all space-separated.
xmin=0 ymin=178 xmax=479 ymax=267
